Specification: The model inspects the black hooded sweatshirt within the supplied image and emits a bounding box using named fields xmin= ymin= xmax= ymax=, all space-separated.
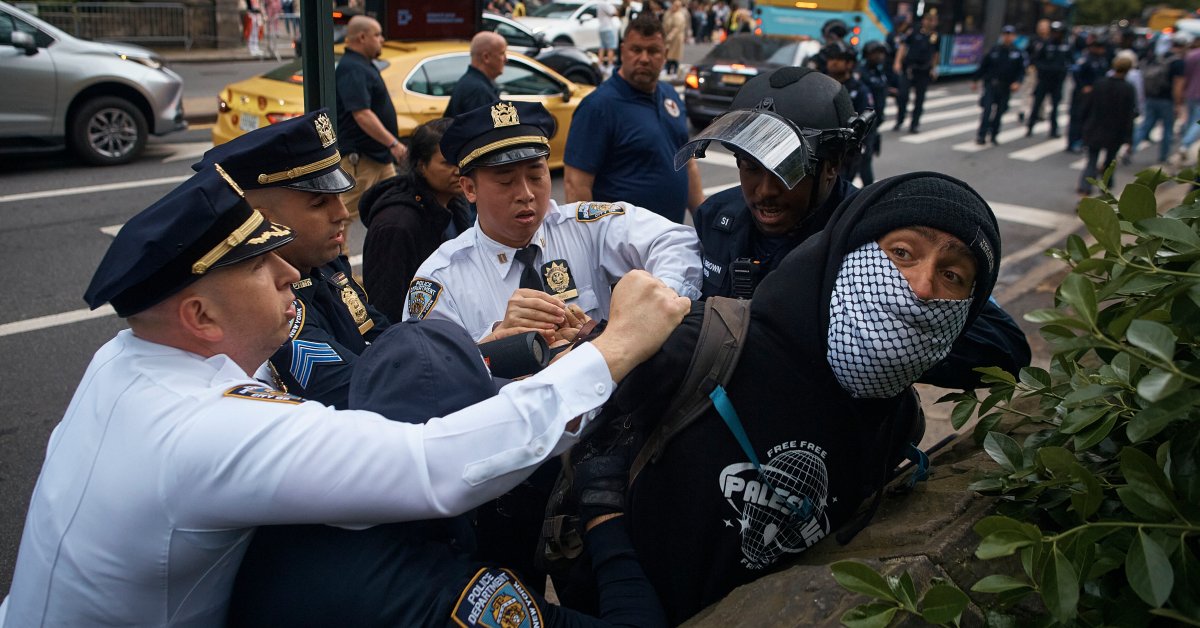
xmin=616 ymin=172 xmax=1002 ymax=624
xmin=359 ymin=172 xmax=473 ymax=321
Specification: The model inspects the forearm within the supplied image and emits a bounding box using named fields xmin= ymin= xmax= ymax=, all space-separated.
xmin=564 ymin=166 xmax=596 ymax=203
xmin=351 ymin=109 xmax=399 ymax=149
xmin=686 ymin=160 xmax=704 ymax=211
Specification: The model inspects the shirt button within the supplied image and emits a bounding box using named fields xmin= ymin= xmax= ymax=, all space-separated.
xmin=594 ymin=383 xmax=607 ymax=395
xmin=535 ymin=446 xmax=545 ymax=456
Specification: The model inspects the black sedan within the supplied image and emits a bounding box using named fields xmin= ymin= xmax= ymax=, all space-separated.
xmin=683 ymin=34 xmax=820 ymax=129
xmin=483 ymin=13 xmax=603 ymax=85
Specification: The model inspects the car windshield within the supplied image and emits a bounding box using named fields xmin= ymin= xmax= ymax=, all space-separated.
xmin=701 ymin=34 xmax=788 ymax=64
xmin=262 ymin=55 xmax=389 ymax=84
xmin=530 ymin=2 xmax=583 ymax=18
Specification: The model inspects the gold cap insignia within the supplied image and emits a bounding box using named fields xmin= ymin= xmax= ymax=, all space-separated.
xmin=315 ymin=112 xmax=336 ymax=148
xmin=491 ymin=102 xmax=520 ymax=128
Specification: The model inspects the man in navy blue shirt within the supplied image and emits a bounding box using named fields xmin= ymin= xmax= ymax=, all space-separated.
xmin=563 ymin=15 xmax=703 ymax=223
xmin=445 ymin=31 xmax=506 ymax=118
xmin=336 ymin=15 xmax=406 ymax=219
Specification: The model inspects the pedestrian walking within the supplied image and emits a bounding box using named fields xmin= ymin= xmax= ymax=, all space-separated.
xmin=1078 ymin=55 xmax=1137 ymax=195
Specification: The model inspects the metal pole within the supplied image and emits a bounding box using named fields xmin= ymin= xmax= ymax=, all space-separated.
xmin=300 ymin=0 xmax=336 ymax=124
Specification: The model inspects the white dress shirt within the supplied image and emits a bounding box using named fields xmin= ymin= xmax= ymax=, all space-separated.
xmin=1 ymin=329 xmax=612 ymax=627
xmin=403 ymin=199 xmax=702 ymax=341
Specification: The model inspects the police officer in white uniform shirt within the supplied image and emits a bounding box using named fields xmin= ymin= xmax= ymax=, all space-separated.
xmin=403 ymin=100 xmax=702 ymax=343
xmin=0 ymin=166 xmax=689 ymax=627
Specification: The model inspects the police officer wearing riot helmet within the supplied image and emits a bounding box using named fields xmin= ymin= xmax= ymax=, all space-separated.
xmin=894 ymin=11 xmax=940 ymax=133
xmin=1026 ymin=21 xmax=1072 ymax=138
xmin=683 ymin=67 xmax=866 ymax=302
xmin=193 ymin=110 xmax=390 ymax=410
xmin=821 ymin=41 xmax=874 ymax=182
xmin=973 ymin=25 xmax=1028 ymax=145
xmin=859 ymin=40 xmax=893 ymax=185
xmin=677 ymin=67 xmax=1031 ymax=390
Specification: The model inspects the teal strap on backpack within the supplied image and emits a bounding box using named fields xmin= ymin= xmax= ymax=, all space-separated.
xmin=905 ymin=444 xmax=929 ymax=487
xmin=709 ymin=384 xmax=812 ymax=520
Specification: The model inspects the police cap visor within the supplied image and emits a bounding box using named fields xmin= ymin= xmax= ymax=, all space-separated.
xmin=674 ymin=109 xmax=816 ymax=190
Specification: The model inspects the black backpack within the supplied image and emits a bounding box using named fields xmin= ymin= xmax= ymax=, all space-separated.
xmin=1141 ymin=55 xmax=1171 ymax=97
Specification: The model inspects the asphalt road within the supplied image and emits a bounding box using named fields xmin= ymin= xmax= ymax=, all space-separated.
xmin=0 ymin=54 xmax=1160 ymax=596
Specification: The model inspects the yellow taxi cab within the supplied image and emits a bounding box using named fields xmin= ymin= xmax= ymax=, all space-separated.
xmin=213 ymin=40 xmax=594 ymax=168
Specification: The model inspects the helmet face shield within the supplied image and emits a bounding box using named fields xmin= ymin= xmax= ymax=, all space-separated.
xmin=673 ymin=109 xmax=816 ymax=190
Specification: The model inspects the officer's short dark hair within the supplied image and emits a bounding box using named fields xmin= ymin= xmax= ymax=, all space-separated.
xmin=409 ymin=118 xmax=454 ymax=172
xmin=625 ymin=13 xmax=664 ymax=40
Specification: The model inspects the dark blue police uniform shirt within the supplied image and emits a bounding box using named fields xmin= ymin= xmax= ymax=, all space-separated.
xmin=902 ymin=30 xmax=937 ymax=69
xmin=336 ymin=49 xmax=399 ymax=165
xmin=444 ymin=65 xmax=501 ymax=119
xmin=564 ymin=72 xmax=691 ymax=223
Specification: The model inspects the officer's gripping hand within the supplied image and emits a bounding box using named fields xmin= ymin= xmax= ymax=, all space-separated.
xmin=497 ymin=288 xmax=567 ymax=342
xmin=590 ymin=270 xmax=690 ymax=382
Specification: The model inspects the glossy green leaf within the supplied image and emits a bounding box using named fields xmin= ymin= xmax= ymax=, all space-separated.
xmin=1169 ymin=423 xmax=1200 ymax=505
xmin=1070 ymin=465 xmax=1104 ymax=520
xmin=830 ymin=561 xmax=895 ymax=601
xmin=1078 ymin=197 xmax=1122 ymax=252
xmin=1059 ymin=406 xmax=1109 ymax=435
xmin=984 ymin=432 xmax=1024 ymax=472
xmin=1058 ymin=273 xmax=1098 ymax=325
xmin=1065 ymin=233 xmax=1090 ymax=262
xmin=1039 ymin=547 xmax=1080 ymax=625
xmin=1119 ymin=182 xmax=1158 ymax=222
xmin=841 ymin=602 xmax=899 ymax=628
xmin=1126 ymin=319 xmax=1179 ymax=364
xmin=1062 ymin=384 xmax=1118 ymax=407
xmin=920 ymin=584 xmax=969 ymax=626
xmin=1128 ymin=389 xmax=1200 ymax=442
xmin=1135 ymin=216 xmax=1200 ymax=250
xmin=977 ymin=366 xmax=1017 ymax=385
xmin=1072 ymin=411 xmax=1119 ymax=451
xmin=971 ymin=574 xmax=1033 ymax=594
xmin=950 ymin=398 xmax=978 ymax=430
xmin=1126 ymin=530 xmax=1174 ymax=607
xmin=1117 ymin=486 xmax=1175 ymax=522
xmin=974 ymin=516 xmax=1040 ymax=541
xmin=888 ymin=572 xmax=918 ymax=612
xmin=1137 ymin=369 xmax=1182 ymax=403
xmin=976 ymin=531 xmax=1037 ymax=559
xmin=1120 ymin=447 xmax=1179 ymax=515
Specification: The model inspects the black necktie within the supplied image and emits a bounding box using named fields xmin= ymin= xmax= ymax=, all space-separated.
xmin=514 ymin=245 xmax=543 ymax=291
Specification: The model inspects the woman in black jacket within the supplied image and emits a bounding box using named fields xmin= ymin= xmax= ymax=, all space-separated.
xmin=1077 ymin=55 xmax=1137 ymax=195
xmin=360 ymin=118 xmax=473 ymax=321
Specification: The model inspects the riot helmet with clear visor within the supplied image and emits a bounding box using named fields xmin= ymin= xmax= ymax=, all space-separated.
xmin=674 ymin=67 xmax=874 ymax=190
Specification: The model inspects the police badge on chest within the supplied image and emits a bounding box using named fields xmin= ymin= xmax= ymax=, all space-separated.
xmin=540 ymin=259 xmax=578 ymax=301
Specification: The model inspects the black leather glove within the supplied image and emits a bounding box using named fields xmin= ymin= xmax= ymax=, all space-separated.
xmin=570 ymin=427 xmax=639 ymax=529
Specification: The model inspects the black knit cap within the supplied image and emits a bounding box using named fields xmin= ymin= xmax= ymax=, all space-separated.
xmin=847 ymin=172 xmax=1000 ymax=312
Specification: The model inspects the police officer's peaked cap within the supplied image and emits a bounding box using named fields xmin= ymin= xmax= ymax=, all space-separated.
xmin=440 ymin=100 xmax=557 ymax=173
xmin=84 ymin=166 xmax=295 ymax=317
xmin=1001 ymin=24 xmax=1017 ymax=34
xmin=192 ymin=109 xmax=355 ymax=193
xmin=731 ymin=67 xmax=855 ymax=133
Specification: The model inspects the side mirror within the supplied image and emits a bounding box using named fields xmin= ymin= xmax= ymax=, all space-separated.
xmin=534 ymin=32 xmax=549 ymax=49
xmin=579 ymin=14 xmax=594 ymax=23
xmin=562 ymin=84 xmax=573 ymax=102
xmin=11 ymin=30 xmax=38 ymax=55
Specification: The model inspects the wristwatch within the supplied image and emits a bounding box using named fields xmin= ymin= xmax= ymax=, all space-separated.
xmin=387 ymin=139 xmax=398 ymax=148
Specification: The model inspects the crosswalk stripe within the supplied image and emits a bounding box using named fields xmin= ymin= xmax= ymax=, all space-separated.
xmin=989 ymin=202 xmax=1075 ymax=228
xmin=959 ymin=114 xmax=1070 ymax=155
xmin=899 ymin=111 xmax=1020 ymax=144
xmin=916 ymin=106 xmax=979 ymax=124
xmin=916 ymin=94 xmax=979 ymax=110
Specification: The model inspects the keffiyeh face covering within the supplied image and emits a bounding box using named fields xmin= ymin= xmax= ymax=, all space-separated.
xmin=827 ymin=242 xmax=972 ymax=399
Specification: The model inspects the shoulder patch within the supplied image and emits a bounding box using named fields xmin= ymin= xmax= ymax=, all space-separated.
xmin=286 ymin=298 xmax=306 ymax=340
xmin=451 ymin=567 xmax=544 ymax=628
xmin=407 ymin=278 xmax=443 ymax=320
xmin=288 ymin=340 xmax=343 ymax=389
xmin=223 ymin=384 xmax=305 ymax=404
xmin=575 ymin=201 xmax=626 ymax=222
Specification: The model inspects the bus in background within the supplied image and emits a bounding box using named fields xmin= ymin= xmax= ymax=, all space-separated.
xmin=752 ymin=0 xmax=1073 ymax=77
xmin=750 ymin=0 xmax=892 ymax=50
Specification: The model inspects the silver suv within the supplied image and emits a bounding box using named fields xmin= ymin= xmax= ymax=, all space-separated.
xmin=0 ymin=1 xmax=185 ymax=165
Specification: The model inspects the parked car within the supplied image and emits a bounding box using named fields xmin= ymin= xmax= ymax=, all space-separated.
xmin=517 ymin=0 xmax=618 ymax=50
xmin=0 ymin=0 xmax=185 ymax=165
xmin=683 ymin=34 xmax=820 ymax=129
xmin=213 ymin=40 xmax=594 ymax=169
xmin=483 ymin=12 xmax=602 ymax=85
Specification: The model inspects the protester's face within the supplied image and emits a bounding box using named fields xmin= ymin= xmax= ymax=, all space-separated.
xmin=461 ymin=157 xmax=551 ymax=248
xmin=246 ymin=187 xmax=349 ymax=272
xmin=877 ymin=226 xmax=976 ymax=301
xmin=202 ymin=251 xmax=301 ymax=363
xmin=419 ymin=149 xmax=463 ymax=199
xmin=737 ymin=155 xmax=833 ymax=236
xmin=1002 ymin=32 xmax=1016 ymax=46
xmin=619 ymin=30 xmax=667 ymax=93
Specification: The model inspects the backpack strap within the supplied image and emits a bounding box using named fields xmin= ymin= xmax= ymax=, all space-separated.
xmin=628 ymin=296 xmax=752 ymax=484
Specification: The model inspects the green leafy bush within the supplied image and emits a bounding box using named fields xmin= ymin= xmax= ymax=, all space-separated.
xmin=835 ymin=168 xmax=1200 ymax=627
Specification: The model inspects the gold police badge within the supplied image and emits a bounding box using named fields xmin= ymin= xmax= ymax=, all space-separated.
xmin=314 ymin=112 xmax=336 ymax=148
xmin=331 ymin=272 xmax=373 ymax=334
xmin=541 ymin=259 xmax=578 ymax=300
xmin=491 ymin=102 xmax=519 ymax=128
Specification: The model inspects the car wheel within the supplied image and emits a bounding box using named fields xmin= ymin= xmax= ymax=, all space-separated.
xmin=552 ymin=35 xmax=574 ymax=47
xmin=70 ymin=96 xmax=148 ymax=166
xmin=565 ymin=68 xmax=597 ymax=85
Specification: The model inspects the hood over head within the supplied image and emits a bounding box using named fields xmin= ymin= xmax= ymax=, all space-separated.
xmin=750 ymin=171 xmax=1001 ymax=369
